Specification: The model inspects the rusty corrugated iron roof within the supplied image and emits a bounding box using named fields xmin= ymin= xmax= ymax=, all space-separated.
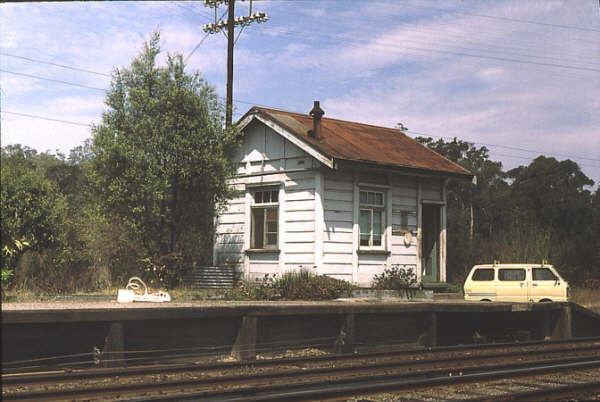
xmin=245 ymin=106 xmax=473 ymax=179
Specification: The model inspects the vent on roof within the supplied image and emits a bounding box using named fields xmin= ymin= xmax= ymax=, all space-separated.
xmin=309 ymin=100 xmax=325 ymax=140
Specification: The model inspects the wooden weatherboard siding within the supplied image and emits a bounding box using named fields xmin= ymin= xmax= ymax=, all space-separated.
xmin=214 ymin=114 xmax=451 ymax=286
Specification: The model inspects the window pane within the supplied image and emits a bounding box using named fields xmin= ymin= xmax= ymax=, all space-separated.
xmin=373 ymin=211 xmax=382 ymax=246
xmin=375 ymin=192 xmax=383 ymax=205
xmin=533 ymin=268 xmax=557 ymax=281
xmin=254 ymin=192 xmax=262 ymax=204
xmin=252 ymin=208 xmax=264 ymax=248
xmin=372 ymin=235 xmax=382 ymax=246
xmin=367 ymin=192 xmax=376 ymax=204
xmin=266 ymin=233 xmax=277 ymax=246
xmin=271 ymin=190 xmax=278 ymax=203
xmin=266 ymin=208 xmax=278 ymax=221
xmin=360 ymin=234 xmax=370 ymax=246
xmin=360 ymin=191 xmax=368 ymax=204
xmin=499 ymin=269 xmax=525 ymax=281
xmin=264 ymin=191 xmax=271 ymax=203
xmin=400 ymin=211 xmax=409 ymax=229
xmin=359 ymin=209 xmax=371 ymax=246
xmin=267 ymin=221 xmax=277 ymax=233
xmin=472 ymin=269 xmax=494 ymax=281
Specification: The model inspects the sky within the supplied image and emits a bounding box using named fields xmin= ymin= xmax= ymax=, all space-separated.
xmin=1 ymin=0 xmax=599 ymax=186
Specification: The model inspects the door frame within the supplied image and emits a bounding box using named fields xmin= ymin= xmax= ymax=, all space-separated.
xmin=421 ymin=201 xmax=443 ymax=283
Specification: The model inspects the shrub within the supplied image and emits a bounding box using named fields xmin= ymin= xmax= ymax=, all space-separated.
xmin=226 ymin=274 xmax=280 ymax=301
xmin=372 ymin=265 xmax=418 ymax=291
xmin=226 ymin=270 xmax=355 ymax=301
xmin=276 ymin=270 xmax=354 ymax=300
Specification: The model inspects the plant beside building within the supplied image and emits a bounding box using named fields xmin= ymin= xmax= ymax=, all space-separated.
xmin=227 ymin=270 xmax=355 ymax=301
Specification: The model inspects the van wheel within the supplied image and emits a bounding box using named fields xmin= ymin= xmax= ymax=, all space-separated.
xmin=539 ymin=299 xmax=553 ymax=303
xmin=480 ymin=299 xmax=492 ymax=302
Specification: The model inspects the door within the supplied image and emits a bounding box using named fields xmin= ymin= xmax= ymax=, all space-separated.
xmin=530 ymin=267 xmax=562 ymax=301
xmin=422 ymin=204 xmax=440 ymax=283
xmin=497 ymin=268 xmax=529 ymax=302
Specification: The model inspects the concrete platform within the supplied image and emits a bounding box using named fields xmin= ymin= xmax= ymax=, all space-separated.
xmin=0 ymin=299 xmax=569 ymax=323
xmin=2 ymin=300 xmax=598 ymax=366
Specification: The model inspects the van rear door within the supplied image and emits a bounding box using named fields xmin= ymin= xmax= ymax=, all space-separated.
xmin=497 ymin=268 xmax=528 ymax=302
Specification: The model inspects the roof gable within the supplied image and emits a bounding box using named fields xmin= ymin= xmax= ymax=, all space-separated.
xmin=239 ymin=106 xmax=472 ymax=178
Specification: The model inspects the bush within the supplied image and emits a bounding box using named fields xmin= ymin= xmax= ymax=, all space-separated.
xmin=226 ymin=274 xmax=280 ymax=301
xmin=276 ymin=270 xmax=354 ymax=300
xmin=226 ymin=270 xmax=355 ymax=301
xmin=372 ymin=265 xmax=418 ymax=291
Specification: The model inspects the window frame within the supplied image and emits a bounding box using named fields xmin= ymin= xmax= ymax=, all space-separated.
xmin=533 ymin=268 xmax=558 ymax=281
xmin=359 ymin=189 xmax=386 ymax=249
xmin=498 ymin=268 xmax=526 ymax=281
xmin=250 ymin=187 xmax=279 ymax=250
xmin=472 ymin=268 xmax=495 ymax=281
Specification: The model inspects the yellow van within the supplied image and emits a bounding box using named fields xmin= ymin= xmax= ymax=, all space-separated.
xmin=463 ymin=263 xmax=569 ymax=302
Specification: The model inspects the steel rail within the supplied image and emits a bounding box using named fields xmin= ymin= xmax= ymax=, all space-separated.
xmin=4 ymin=335 xmax=600 ymax=385
xmin=458 ymin=380 xmax=600 ymax=401
xmin=131 ymin=359 xmax=600 ymax=401
xmin=5 ymin=334 xmax=600 ymax=375
xmin=4 ymin=351 xmax=600 ymax=401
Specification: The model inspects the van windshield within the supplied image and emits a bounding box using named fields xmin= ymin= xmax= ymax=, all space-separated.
xmin=498 ymin=269 xmax=525 ymax=281
xmin=472 ymin=268 xmax=494 ymax=281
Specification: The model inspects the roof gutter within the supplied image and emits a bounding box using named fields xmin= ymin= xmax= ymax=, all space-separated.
xmin=334 ymin=158 xmax=474 ymax=181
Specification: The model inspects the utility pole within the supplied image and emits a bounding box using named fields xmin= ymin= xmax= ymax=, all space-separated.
xmin=203 ymin=0 xmax=269 ymax=127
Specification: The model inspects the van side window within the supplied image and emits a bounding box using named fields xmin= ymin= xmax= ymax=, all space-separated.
xmin=533 ymin=268 xmax=558 ymax=281
xmin=498 ymin=268 xmax=525 ymax=281
xmin=472 ymin=268 xmax=494 ymax=281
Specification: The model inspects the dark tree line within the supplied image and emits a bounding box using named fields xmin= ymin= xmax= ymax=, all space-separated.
xmin=417 ymin=137 xmax=600 ymax=284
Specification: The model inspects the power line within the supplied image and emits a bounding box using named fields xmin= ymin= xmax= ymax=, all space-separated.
xmin=255 ymin=0 xmax=600 ymax=33
xmin=0 ymin=70 xmax=107 ymax=92
xmin=2 ymin=111 xmax=94 ymax=127
xmin=394 ymin=2 xmax=600 ymax=34
xmin=184 ymin=9 xmax=228 ymax=63
xmin=0 ymin=52 xmax=112 ymax=77
xmin=3 ymin=63 xmax=597 ymax=164
xmin=258 ymin=26 xmax=600 ymax=73
xmin=4 ymin=105 xmax=599 ymax=168
xmin=408 ymin=131 xmax=600 ymax=164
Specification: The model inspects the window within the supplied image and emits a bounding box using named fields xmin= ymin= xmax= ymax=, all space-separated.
xmin=359 ymin=190 xmax=385 ymax=247
xmin=533 ymin=268 xmax=558 ymax=281
xmin=251 ymin=188 xmax=279 ymax=249
xmin=472 ymin=268 xmax=494 ymax=281
xmin=498 ymin=268 xmax=525 ymax=281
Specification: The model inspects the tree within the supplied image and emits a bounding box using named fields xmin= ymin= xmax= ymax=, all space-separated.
xmin=1 ymin=145 xmax=68 ymax=286
xmin=415 ymin=137 xmax=508 ymax=282
xmin=89 ymin=32 xmax=239 ymax=286
xmin=508 ymin=156 xmax=596 ymax=282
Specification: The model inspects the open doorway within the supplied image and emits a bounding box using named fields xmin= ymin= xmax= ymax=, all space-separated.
xmin=422 ymin=204 xmax=441 ymax=283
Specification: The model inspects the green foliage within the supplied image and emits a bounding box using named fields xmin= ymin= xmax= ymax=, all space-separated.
xmin=227 ymin=271 xmax=355 ymax=301
xmin=417 ymin=137 xmax=599 ymax=284
xmin=89 ymin=32 xmax=240 ymax=285
xmin=1 ymin=145 xmax=69 ymax=290
xmin=226 ymin=274 xmax=280 ymax=301
xmin=372 ymin=265 xmax=418 ymax=291
xmin=275 ymin=270 xmax=355 ymax=300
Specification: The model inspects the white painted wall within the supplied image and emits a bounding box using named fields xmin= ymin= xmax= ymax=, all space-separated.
xmin=216 ymin=119 xmax=447 ymax=286
xmin=215 ymin=121 xmax=317 ymax=280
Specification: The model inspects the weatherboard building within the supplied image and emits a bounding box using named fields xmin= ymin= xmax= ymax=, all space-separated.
xmin=213 ymin=102 xmax=473 ymax=286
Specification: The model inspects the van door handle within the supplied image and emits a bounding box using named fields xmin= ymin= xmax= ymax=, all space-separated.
xmin=532 ymin=283 xmax=538 ymax=287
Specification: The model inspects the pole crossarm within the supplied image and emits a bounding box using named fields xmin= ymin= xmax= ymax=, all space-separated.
xmin=201 ymin=0 xmax=268 ymax=127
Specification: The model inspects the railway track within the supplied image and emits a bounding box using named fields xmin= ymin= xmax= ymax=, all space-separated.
xmin=4 ymin=335 xmax=600 ymax=380
xmin=3 ymin=337 xmax=600 ymax=401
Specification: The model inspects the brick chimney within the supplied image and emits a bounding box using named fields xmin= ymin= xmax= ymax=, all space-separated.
xmin=309 ymin=100 xmax=325 ymax=140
